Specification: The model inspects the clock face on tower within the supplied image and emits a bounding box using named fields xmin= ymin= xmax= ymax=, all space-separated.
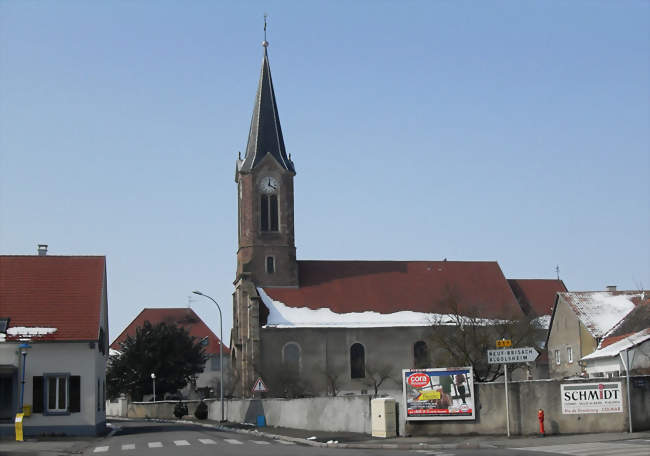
xmin=259 ymin=176 xmax=279 ymax=194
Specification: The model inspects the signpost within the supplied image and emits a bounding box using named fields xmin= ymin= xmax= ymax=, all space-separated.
xmin=496 ymin=339 xmax=512 ymax=348
xmin=251 ymin=377 xmax=268 ymax=394
xmin=487 ymin=347 xmax=539 ymax=364
xmin=488 ymin=345 xmax=539 ymax=437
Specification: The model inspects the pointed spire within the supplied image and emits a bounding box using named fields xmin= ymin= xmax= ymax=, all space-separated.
xmin=239 ymin=26 xmax=294 ymax=174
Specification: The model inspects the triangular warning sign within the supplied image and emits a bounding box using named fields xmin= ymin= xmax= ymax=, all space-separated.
xmin=251 ymin=377 xmax=268 ymax=393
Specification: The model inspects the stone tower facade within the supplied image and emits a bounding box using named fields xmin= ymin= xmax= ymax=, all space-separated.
xmin=231 ymin=43 xmax=298 ymax=396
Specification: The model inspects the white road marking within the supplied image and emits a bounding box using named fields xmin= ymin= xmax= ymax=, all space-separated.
xmin=277 ymin=440 xmax=296 ymax=444
xmin=514 ymin=442 xmax=650 ymax=455
xmin=199 ymin=438 xmax=217 ymax=444
xmin=148 ymin=441 xmax=163 ymax=448
xmin=252 ymin=440 xmax=271 ymax=445
xmin=93 ymin=447 xmax=109 ymax=453
xmin=174 ymin=440 xmax=191 ymax=446
xmin=121 ymin=443 xmax=135 ymax=450
xmin=224 ymin=438 xmax=243 ymax=445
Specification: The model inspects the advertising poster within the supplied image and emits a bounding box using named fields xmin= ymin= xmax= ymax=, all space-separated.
xmin=402 ymin=367 xmax=475 ymax=421
xmin=561 ymin=382 xmax=623 ymax=414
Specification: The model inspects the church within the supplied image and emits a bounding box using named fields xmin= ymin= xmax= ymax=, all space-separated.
xmin=231 ymin=40 xmax=565 ymax=398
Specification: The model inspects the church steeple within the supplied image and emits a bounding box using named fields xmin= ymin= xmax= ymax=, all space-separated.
xmin=239 ymin=42 xmax=294 ymax=174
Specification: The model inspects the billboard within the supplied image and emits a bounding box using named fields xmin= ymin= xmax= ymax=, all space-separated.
xmin=402 ymin=367 xmax=475 ymax=421
xmin=561 ymin=382 xmax=623 ymax=414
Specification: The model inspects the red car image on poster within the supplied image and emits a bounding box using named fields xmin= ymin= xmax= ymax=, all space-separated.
xmin=402 ymin=367 xmax=475 ymax=421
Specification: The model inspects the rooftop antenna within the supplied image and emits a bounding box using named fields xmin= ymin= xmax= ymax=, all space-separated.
xmin=187 ymin=295 xmax=196 ymax=308
xmin=262 ymin=13 xmax=269 ymax=50
xmin=555 ymin=265 xmax=560 ymax=280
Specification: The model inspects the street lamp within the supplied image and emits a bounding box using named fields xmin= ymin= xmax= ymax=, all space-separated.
xmin=151 ymin=373 xmax=156 ymax=402
xmin=18 ymin=343 xmax=31 ymax=412
xmin=192 ymin=290 xmax=224 ymax=422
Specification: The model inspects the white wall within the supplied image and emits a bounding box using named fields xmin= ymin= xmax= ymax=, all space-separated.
xmin=19 ymin=342 xmax=103 ymax=429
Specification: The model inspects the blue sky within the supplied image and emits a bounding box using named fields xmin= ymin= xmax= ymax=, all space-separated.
xmin=1 ymin=1 xmax=648 ymax=343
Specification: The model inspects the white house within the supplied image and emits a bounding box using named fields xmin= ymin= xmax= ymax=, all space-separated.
xmin=0 ymin=251 xmax=109 ymax=436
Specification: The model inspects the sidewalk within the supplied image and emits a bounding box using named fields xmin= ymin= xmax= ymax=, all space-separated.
xmin=222 ymin=422 xmax=650 ymax=450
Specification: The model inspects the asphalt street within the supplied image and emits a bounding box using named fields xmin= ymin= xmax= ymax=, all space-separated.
xmin=1 ymin=421 xmax=649 ymax=456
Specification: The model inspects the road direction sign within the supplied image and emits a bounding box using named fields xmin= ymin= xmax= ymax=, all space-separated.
xmin=251 ymin=377 xmax=268 ymax=393
xmin=496 ymin=339 xmax=512 ymax=348
xmin=487 ymin=347 xmax=539 ymax=364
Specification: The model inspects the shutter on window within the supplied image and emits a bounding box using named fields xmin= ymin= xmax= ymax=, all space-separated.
xmin=32 ymin=376 xmax=43 ymax=413
xmin=70 ymin=376 xmax=81 ymax=413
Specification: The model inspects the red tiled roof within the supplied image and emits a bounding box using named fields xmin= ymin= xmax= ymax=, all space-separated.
xmin=0 ymin=255 xmax=105 ymax=341
xmin=110 ymin=308 xmax=229 ymax=355
xmin=263 ymin=260 xmax=522 ymax=318
xmin=600 ymin=332 xmax=633 ymax=349
xmin=508 ymin=279 xmax=567 ymax=317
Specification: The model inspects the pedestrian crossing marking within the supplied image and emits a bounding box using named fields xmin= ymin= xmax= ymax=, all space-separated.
xmin=93 ymin=447 xmax=109 ymax=453
xmin=514 ymin=442 xmax=650 ymax=456
xmin=199 ymin=438 xmax=217 ymax=444
xmin=173 ymin=440 xmax=190 ymax=446
xmin=252 ymin=440 xmax=271 ymax=444
xmin=121 ymin=443 xmax=135 ymax=450
xmin=224 ymin=438 xmax=243 ymax=445
xmin=148 ymin=441 xmax=163 ymax=448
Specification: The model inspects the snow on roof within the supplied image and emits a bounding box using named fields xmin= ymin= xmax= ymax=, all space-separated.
xmin=560 ymin=292 xmax=639 ymax=338
xmin=532 ymin=315 xmax=551 ymax=329
xmin=109 ymin=348 xmax=121 ymax=357
xmin=581 ymin=328 xmax=650 ymax=361
xmin=259 ymin=288 xmax=505 ymax=328
xmin=6 ymin=327 xmax=57 ymax=338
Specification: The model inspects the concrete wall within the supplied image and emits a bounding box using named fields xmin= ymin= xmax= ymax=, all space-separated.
xmin=408 ymin=376 xmax=650 ymax=436
xmin=109 ymin=376 xmax=650 ymax=436
xmin=118 ymin=396 xmax=372 ymax=434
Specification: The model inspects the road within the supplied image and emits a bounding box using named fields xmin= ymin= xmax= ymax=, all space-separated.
xmin=2 ymin=421 xmax=649 ymax=456
xmin=78 ymin=421 xmax=650 ymax=456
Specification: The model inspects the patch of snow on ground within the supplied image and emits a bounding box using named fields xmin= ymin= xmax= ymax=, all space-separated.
xmin=6 ymin=327 xmax=57 ymax=337
xmin=258 ymin=288 xmax=506 ymax=328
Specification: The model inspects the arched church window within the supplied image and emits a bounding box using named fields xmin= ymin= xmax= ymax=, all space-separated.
xmin=283 ymin=342 xmax=301 ymax=377
xmin=414 ymin=341 xmax=429 ymax=368
xmin=260 ymin=194 xmax=279 ymax=232
xmin=350 ymin=343 xmax=365 ymax=379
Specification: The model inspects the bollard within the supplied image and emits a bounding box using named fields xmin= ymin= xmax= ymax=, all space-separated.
xmin=537 ymin=409 xmax=545 ymax=436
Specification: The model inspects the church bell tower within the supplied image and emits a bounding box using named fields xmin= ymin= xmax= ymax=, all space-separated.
xmin=232 ymin=35 xmax=298 ymax=396
xmin=235 ymin=39 xmax=298 ymax=288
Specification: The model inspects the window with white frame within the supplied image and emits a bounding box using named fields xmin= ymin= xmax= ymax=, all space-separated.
xmin=47 ymin=375 xmax=68 ymax=412
xmin=567 ymin=346 xmax=573 ymax=364
xmin=554 ymin=349 xmax=561 ymax=365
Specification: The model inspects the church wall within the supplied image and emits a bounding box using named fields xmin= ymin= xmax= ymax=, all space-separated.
xmin=259 ymin=326 xmax=437 ymax=397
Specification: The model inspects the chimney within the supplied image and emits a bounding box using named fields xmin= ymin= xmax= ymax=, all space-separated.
xmin=37 ymin=244 xmax=48 ymax=256
xmin=606 ymin=285 xmax=617 ymax=292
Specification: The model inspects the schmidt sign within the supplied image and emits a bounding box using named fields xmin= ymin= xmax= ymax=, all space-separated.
xmin=561 ymin=382 xmax=623 ymax=414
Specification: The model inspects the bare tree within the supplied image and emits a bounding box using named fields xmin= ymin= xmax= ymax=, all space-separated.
xmin=428 ymin=290 xmax=537 ymax=382
xmin=320 ymin=365 xmax=344 ymax=397
xmin=362 ymin=362 xmax=399 ymax=397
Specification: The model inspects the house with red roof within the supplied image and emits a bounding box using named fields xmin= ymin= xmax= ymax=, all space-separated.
xmin=110 ymin=308 xmax=229 ymax=397
xmin=229 ymin=41 xmax=565 ymax=397
xmin=0 ymin=249 xmax=109 ymax=436
xmin=546 ymin=288 xmax=648 ymax=378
